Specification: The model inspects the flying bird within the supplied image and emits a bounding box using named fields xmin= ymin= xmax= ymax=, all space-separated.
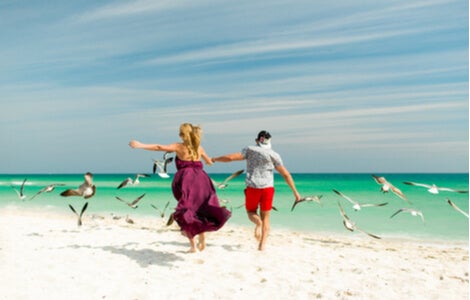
xmin=390 ymin=208 xmax=425 ymax=222
xmin=338 ymin=202 xmax=381 ymax=239
xmin=447 ymin=199 xmax=469 ymax=218
xmin=211 ymin=169 xmax=244 ymax=189
xmin=115 ymin=193 xmax=146 ymax=209
xmin=68 ymin=202 xmax=89 ymax=226
xmin=60 ymin=172 xmax=96 ymax=199
xmin=403 ymin=181 xmax=468 ymax=194
xmin=151 ymin=200 xmax=171 ymax=218
xmin=333 ymin=189 xmax=388 ymax=211
xmin=153 ymin=152 xmax=174 ymax=178
xmin=31 ymin=183 xmax=66 ymax=200
xmin=372 ymin=175 xmax=409 ymax=203
xmin=291 ymin=195 xmax=323 ymax=211
xmin=117 ymin=173 xmax=150 ymax=189
xmin=11 ymin=178 xmax=27 ymax=200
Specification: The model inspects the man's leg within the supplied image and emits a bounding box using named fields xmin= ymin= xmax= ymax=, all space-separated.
xmin=258 ymin=210 xmax=271 ymax=251
xmin=247 ymin=211 xmax=262 ymax=241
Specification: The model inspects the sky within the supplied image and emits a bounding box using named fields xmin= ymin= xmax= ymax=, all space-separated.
xmin=0 ymin=0 xmax=468 ymax=174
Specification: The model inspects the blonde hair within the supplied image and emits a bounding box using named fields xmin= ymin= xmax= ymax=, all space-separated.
xmin=179 ymin=123 xmax=202 ymax=160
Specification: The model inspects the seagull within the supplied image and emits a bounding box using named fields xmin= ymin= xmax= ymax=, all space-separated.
xmin=31 ymin=183 xmax=66 ymax=200
xmin=291 ymin=195 xmax=323 ymax=211
xmin=151 ymin=200 xmax=171 ymax=218
xmin=115 ymin=193 xmax=146 ymax=209
xmin=117 ymin=173 xmax=150 ymax=189
xmin=447 ymin=199 xmax=469 ymax=218
xmin=403 ymin=181 xmax=468 ymax=194
xmin=333 ymin=189 xmax=388 ymax=211
xmin=68 ymin=202 xmax=89 ymax=226
xmin=390 ymin=208 xmax=424 ymax=222
xmin=338 ymin=202 xmax=381 ymax=239
xmin=372 ymin=175 xmax=409 ymax=203
xmin=11 ymin=178 xmax=27 ymax=200
xmin=153 ymin=152 xmax=174 ymax=178
xmin=125 ymin=215 xmax=134 ymax=224
xmin=60 ymin=172 xmax=96 ymax=199
xmin=211 ymin=169 xmax=244 ymax=189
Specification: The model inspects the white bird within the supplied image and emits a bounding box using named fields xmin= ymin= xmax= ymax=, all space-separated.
xmin=151 ymin=200 xmax=171 ymax=218
xmin=333 ymin=189 xmax=388 ymax=211
xmin=60 ymin=172 xmax=96 ymax=199
xmin=447 ymin=199 xmax=469 ymax=218
xmin=68 ymin=202 xmax=89 ymax=226
xmin=115 ymin=193 xmax=146 ymax=209
xmin=211 ymin=169 xmax=244 ymax=189
xmin=31 ymin=183 xmax=66 ymax=200
xmin=338 ymin=202 xmax=381 ymax=239
xmin=153 ymin=152 xmax=174 ymax=178
xmin=372 ymin=175 xmax=409 ymax=203
xmin=390 ymin=208 xmax=425 ymax=222
xmin=403 ymin=181 xmax=468 ymax=194
xmin=117 ymin=173 xmax=150 ymax=189
xmin=291 ymin=195 xmax=323 ymax=211
xmin=11 ymin=178 xmax=27 ymax=200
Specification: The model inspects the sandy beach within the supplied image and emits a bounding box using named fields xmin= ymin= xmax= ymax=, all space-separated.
xmin=0 ymin=206 xmax=468 ymax=300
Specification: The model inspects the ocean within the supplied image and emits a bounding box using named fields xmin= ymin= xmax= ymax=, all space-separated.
xmin=1 ymin=173 xmax=468 ymax=242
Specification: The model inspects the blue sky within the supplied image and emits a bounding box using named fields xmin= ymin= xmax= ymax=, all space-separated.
xmin=1 ymin=0 xmax=468 ymax=174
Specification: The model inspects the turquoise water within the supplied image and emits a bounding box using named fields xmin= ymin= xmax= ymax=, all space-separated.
xmin=1 ymin=173 xmax=468 ymax=241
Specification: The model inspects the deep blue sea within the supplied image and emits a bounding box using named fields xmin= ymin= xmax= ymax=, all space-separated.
xmin=1 ymin=173 xmax=468 ymax=241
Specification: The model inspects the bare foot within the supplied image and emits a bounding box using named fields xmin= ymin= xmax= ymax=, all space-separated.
xmin=254 ymin=225 xmax=261 ymax=241
xmin=197 ymin=234 xmax=206 ymax=251
xmin=188 ymin=237 xmax=196 ymax=253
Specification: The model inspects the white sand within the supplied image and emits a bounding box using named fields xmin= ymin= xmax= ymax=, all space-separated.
xmin=0 ymin=206 xmax=468 ymax=300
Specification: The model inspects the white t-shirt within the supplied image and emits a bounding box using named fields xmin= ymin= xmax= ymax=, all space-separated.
xmin=241 ymin=145 xmax=283 ymax=188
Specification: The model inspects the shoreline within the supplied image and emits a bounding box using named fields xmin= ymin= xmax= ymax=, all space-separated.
xmin=1 ymin=206 xmax=468 ymax=299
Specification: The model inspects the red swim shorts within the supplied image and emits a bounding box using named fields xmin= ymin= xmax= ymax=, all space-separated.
xmin=244 ymin=187 xmax=275 ymax=212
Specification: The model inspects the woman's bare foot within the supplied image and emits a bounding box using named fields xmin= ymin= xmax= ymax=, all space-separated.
xmin=188 ymin=237 xmax=197 ymax=253
xmin=197 ymin=233 xmax=206 ymax=251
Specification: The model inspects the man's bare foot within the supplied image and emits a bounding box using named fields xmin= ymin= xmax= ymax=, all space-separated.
xmin=197 ymin=234 xmax=206 ymax=251
xmin=188 ymin=247 xmax=197 ymax=253
xmin=254 ymin=225 xmax=261 ymax=241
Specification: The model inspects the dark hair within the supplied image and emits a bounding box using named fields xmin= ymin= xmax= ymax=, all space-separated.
xmin=257 ymin=130 xmax=271 ymax=140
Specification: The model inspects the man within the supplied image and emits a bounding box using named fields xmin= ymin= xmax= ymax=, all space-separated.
xmin=212 ymin=130 xmax=301 ymax=250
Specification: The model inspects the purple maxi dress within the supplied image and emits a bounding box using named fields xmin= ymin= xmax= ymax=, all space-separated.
xmin=171 ymin=157 xmax=231 ymax=238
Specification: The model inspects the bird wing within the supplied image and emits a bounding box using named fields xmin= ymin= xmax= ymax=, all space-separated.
xmin=438 ymin=187 xmax=469 ymax=193
xmin=361 ymin=202 xmax=388 ymax=208
xmin=371 ymin=174 xmax=386 ymax=184
xmin=391 ymin=186 xmax=410 ymax=203
xmin=291 ymin=199 xmax=305 ymax=211
xmin=403 ymin=181 xmax=431 ymax=188
xmin=60 ymin=189 xmax=82 ymax=197
xmin=222 ymin=169 xmax=244 ymax=184
xmin=115 ymin=196 xmax=128 ymax=204
xmin=80 ymin=202 xmax=89 ymax=218
xmin=20 ymin=178 xmax=27 ymax=194
xmin=447 ymin=199 xmax=469 ymax=218
xmin=130 ymin=193 xmax=146 ymax=206
xmin=163 ymin=157 xmax=174 ymax=172
xmin=390 ymin=208 xmax=406 ymax=219
xmin=117 ymin=178 xmax=131 ymax=189
xmin=355 ymin=226 xmax=381 ymax=239
xmin=333 ymin=189 xmax=358 ymax=205
xmin=68 ymin=204 xmax=79 ymax=216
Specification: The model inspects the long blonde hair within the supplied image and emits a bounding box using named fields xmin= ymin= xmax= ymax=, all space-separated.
xmin=179 ymin=123 xmax=201 ymax=160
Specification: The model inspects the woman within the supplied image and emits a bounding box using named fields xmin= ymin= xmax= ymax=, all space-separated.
xmin=129 ymin=123 xmax=231 ymax=252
